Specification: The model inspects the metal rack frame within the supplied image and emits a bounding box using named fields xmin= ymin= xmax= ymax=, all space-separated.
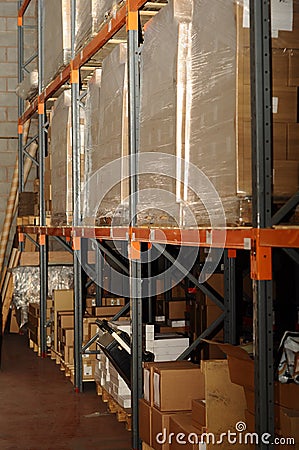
xmin=16 ymin=1 xmax=299 ymax=449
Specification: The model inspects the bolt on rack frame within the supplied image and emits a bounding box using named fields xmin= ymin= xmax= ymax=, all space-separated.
xmin=16 ymin=1 xmax=299 ymax=449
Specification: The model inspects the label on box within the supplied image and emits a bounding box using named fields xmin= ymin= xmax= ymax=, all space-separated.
xmin=83 ymin=364 xmax=93 ymax=376
xmin=153 ymin=372 xmax=160 ymax=408
xmin=243 ymin=0 xmax=293 ymax=35
xmin=273 ymin=97 xmax=278 ymax=114
xmin=144 ymin=368 xmax=150 ymax=402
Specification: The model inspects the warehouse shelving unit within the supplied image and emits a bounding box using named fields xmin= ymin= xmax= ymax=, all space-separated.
xmin=15 ymin=1 xmax=299 ymax=449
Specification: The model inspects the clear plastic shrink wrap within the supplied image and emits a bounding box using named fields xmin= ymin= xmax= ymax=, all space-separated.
xmin=12 ymin=266 xmax=73 ymax=328
xmin=83 ymin=44 xmax=129 ymax=225
xmin=75 ymin=0 xmax=123 ymax=52
xmin=139 ymin=0 xmax=299 ymax=227
xmin=83 ymin=69 xmax=102 ymax=221
xmin=43 ymin=0 xmax=71 ymax=87
xmin=16 ymin=70 xmax=38 ymax=101
xmin=50 ymin=91 xmax=72 ymax=226
xmin=138 ymin=0 xmax=237 ymax=227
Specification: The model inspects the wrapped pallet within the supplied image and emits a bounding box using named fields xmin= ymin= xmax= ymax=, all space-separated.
xmin=43 ymin=0 xmax=71 ymax=87
xmin=50 ymin=91 xmax=72 ymax=225
xmin=16 ymin=70 xmax=38 ymax=101
xmin=75 ymin=0 xmax=124 ymax=52
xmin=83 ymin=44 xmax=129 ymax=225
xmin=139 ymin=0 xmax=299 ymax=227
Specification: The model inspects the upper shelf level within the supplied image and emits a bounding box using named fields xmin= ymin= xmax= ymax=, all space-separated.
xmin=18 ymin=0 xmax=157 ymax=125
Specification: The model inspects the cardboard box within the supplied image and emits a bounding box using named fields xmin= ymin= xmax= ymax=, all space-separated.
xmin=274 ymin=383 xmax=299 ymax=411
xmin=276 ymin=406 xmax=299 ymax=443
xmin=139 ymin=399 xmax=152 ymax=446
xmin=94 ymin=305 xmax=124 ymax=317
xmin=102 ymin=297 xmax=125 ymax=306
xmin=244 ymin=409 xmax=255 ymax=433
xmin=153 ymin=365 xmax=204 ymax=411
xmin=168 ymin=414 xmax=200 ymax=450
xmin=166 ymin=301 xmax=186 ymax=320
xmin=201 ymin=359 xmax=246 ymax=434
xmin=287 ymin=123 xmax=299 ymax=161
xmin=53 ymin=289 xmax=74 ymax=351
xmin=151 ymin=408 xmax=186 ymax=450
xmin=289 ymin=49 xmax=299 ymax=86
xmin=273 ymin=87 xmax=298 ymax=123
xmin=143 ymin=361 xmax=195 ymax=406
xmin=62 ymin=327 xmax=73 ymax=347
xmin=58 ymin=312 xmax=74 ymax=329
xmin=243 ymin=48 xmax=289 ymax=87
xmin=191 ymin=399 xmax=206 ymax=430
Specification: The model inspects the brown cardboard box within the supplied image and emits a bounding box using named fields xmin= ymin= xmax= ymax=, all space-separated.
xmin=102 ymin=297 xmax=125 ymax=306
xmin=191 ymin=399 xmax=206 ymax=430
xmin=289 ymin=49 xmax=299 ymax=86
xmin=139 ymin=399 xmax=152 ymax=446
xmin=143 ymin=361 xmax=195 ymax=406
xmin=202 ymin=360 xmax=246 ymax=434
xmin=168 ymin=414 xmax=200 ymax=450
xmin=62 ymin=327 xmax=73 ymax=346
xmin=244 ymin=409 xmax=255 ymax=433
xmin=58 ymin=312 xmax=74 ymax=329
xmin=274 ymin=383 xmax=299 ymax=411
xmin=153 ymin=365 xmax=204 ymax=411
xmin=244 ymin=388 xmax=255 ymax=415
xmin=151 ymin=408 xmax=187 ymax=450
xmin=53 ymin=289 xmax=74 ymax=351
xmin=166 ymin=301 xmax=186 ymax=320
xmin=94 ymin=306 xmax=124 ymax=317
xmin=243 ymin=48 xmax=289 ymax=87
xmin=273 ymin=87 xmax=298 ymax=123
xmin=273 ymin=160 xmax=299 ymax=197
xmin=287 ymin=123 xmax=299 ymax=161
xmin=276 ymin=406 xmax=299 ymax=443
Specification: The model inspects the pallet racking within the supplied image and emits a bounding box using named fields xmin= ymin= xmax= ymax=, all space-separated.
xmin=15 ymin=1 xmax=299 ymax=449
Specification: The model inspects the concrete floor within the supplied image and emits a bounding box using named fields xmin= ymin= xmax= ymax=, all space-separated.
xmin=0 ymin=333 xmax=131 ymax=450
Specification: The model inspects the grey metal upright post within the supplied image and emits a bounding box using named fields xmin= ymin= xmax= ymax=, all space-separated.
xmin=250 ymin=0 xmax=274 ymax=446
xmin=127 ymin=8 xmax=142 ymax=450
xmin=38 ymin=0 xmax=48 ymax=358
xmin=17 ymin=1 xmax=24 ymax=193
xmin=71 ymin=0 xmax=83 ymax=392
xmin=224 ymin=250 xmax=237 ymax=345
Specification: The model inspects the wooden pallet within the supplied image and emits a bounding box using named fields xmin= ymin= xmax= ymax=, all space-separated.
xmin=50 ymin=348 xmax=62 ymax=365
xmin=98 ymin=385 xmax=132 ymax=431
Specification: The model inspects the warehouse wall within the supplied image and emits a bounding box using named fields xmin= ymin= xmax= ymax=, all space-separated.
xmin=0 ymin=0 xmax=36 ymax=243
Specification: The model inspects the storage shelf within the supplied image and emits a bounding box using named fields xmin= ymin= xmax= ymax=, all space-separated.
xmin=17 ymin=225 xmax=299 ymax=249
xmin=18 ymin=0 xmax=149 ymax=125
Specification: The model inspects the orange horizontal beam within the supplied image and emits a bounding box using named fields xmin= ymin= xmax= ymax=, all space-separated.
xmin=131 ymin=0 xmax=149 ymax=9
xmin=17 ymin=226 xmax=299 ymax=249
xmin=39 ymin=65 xmax=71 ymax=103
xmin=19 ymin=98 xmax=38 ymax=125
xmin=259 ymin=228 xmax=299 ymax=248
xmin=18 ymin=0 xmax=32 ymax=18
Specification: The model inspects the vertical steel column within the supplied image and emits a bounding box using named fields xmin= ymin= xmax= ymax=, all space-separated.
xmin=38 ymin=0 xmax=48 ymax=358
xmin=250 ymin=0 xmax=274 ymax=445
xmin=17 ymin=1 xmax=24 ymax=192
xmin=95 ymin=244 xmax=103 ymax=306
xmin=224 ymin=250 xmax=237 ymax=345
xmin=127 ymin=6 xmax=142 ymax=449
xmin=71 ymin=0 xmax=83 ymax=393
xmin=147 ymin=244 xmax=153 ymax=323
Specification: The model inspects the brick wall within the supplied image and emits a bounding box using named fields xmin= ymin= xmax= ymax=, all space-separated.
xmin=0 ymin=0 xmax=36 ymax=244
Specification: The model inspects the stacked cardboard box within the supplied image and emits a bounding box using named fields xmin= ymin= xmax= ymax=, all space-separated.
xmin=237 ymin=1 xmax=299 ymax=203
xmin=141 ymin=360 xmax=249 ymax=450
xmin=43 ymin=0 xmax=71 ymax=87
xmin=75 ymin=1 xmax=122 ymax=52
xmin=139 ymin=0 xmax=299 ymax=227
xmin=27 ymin=300 xmax=52 ymax=350
xmin=83 ymin=44 xmax=129 ymax=226
xmin=209 ymin=341 xmax=299 ymax=448
xmin=141 ymin=361 xmax=202 ymax=449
